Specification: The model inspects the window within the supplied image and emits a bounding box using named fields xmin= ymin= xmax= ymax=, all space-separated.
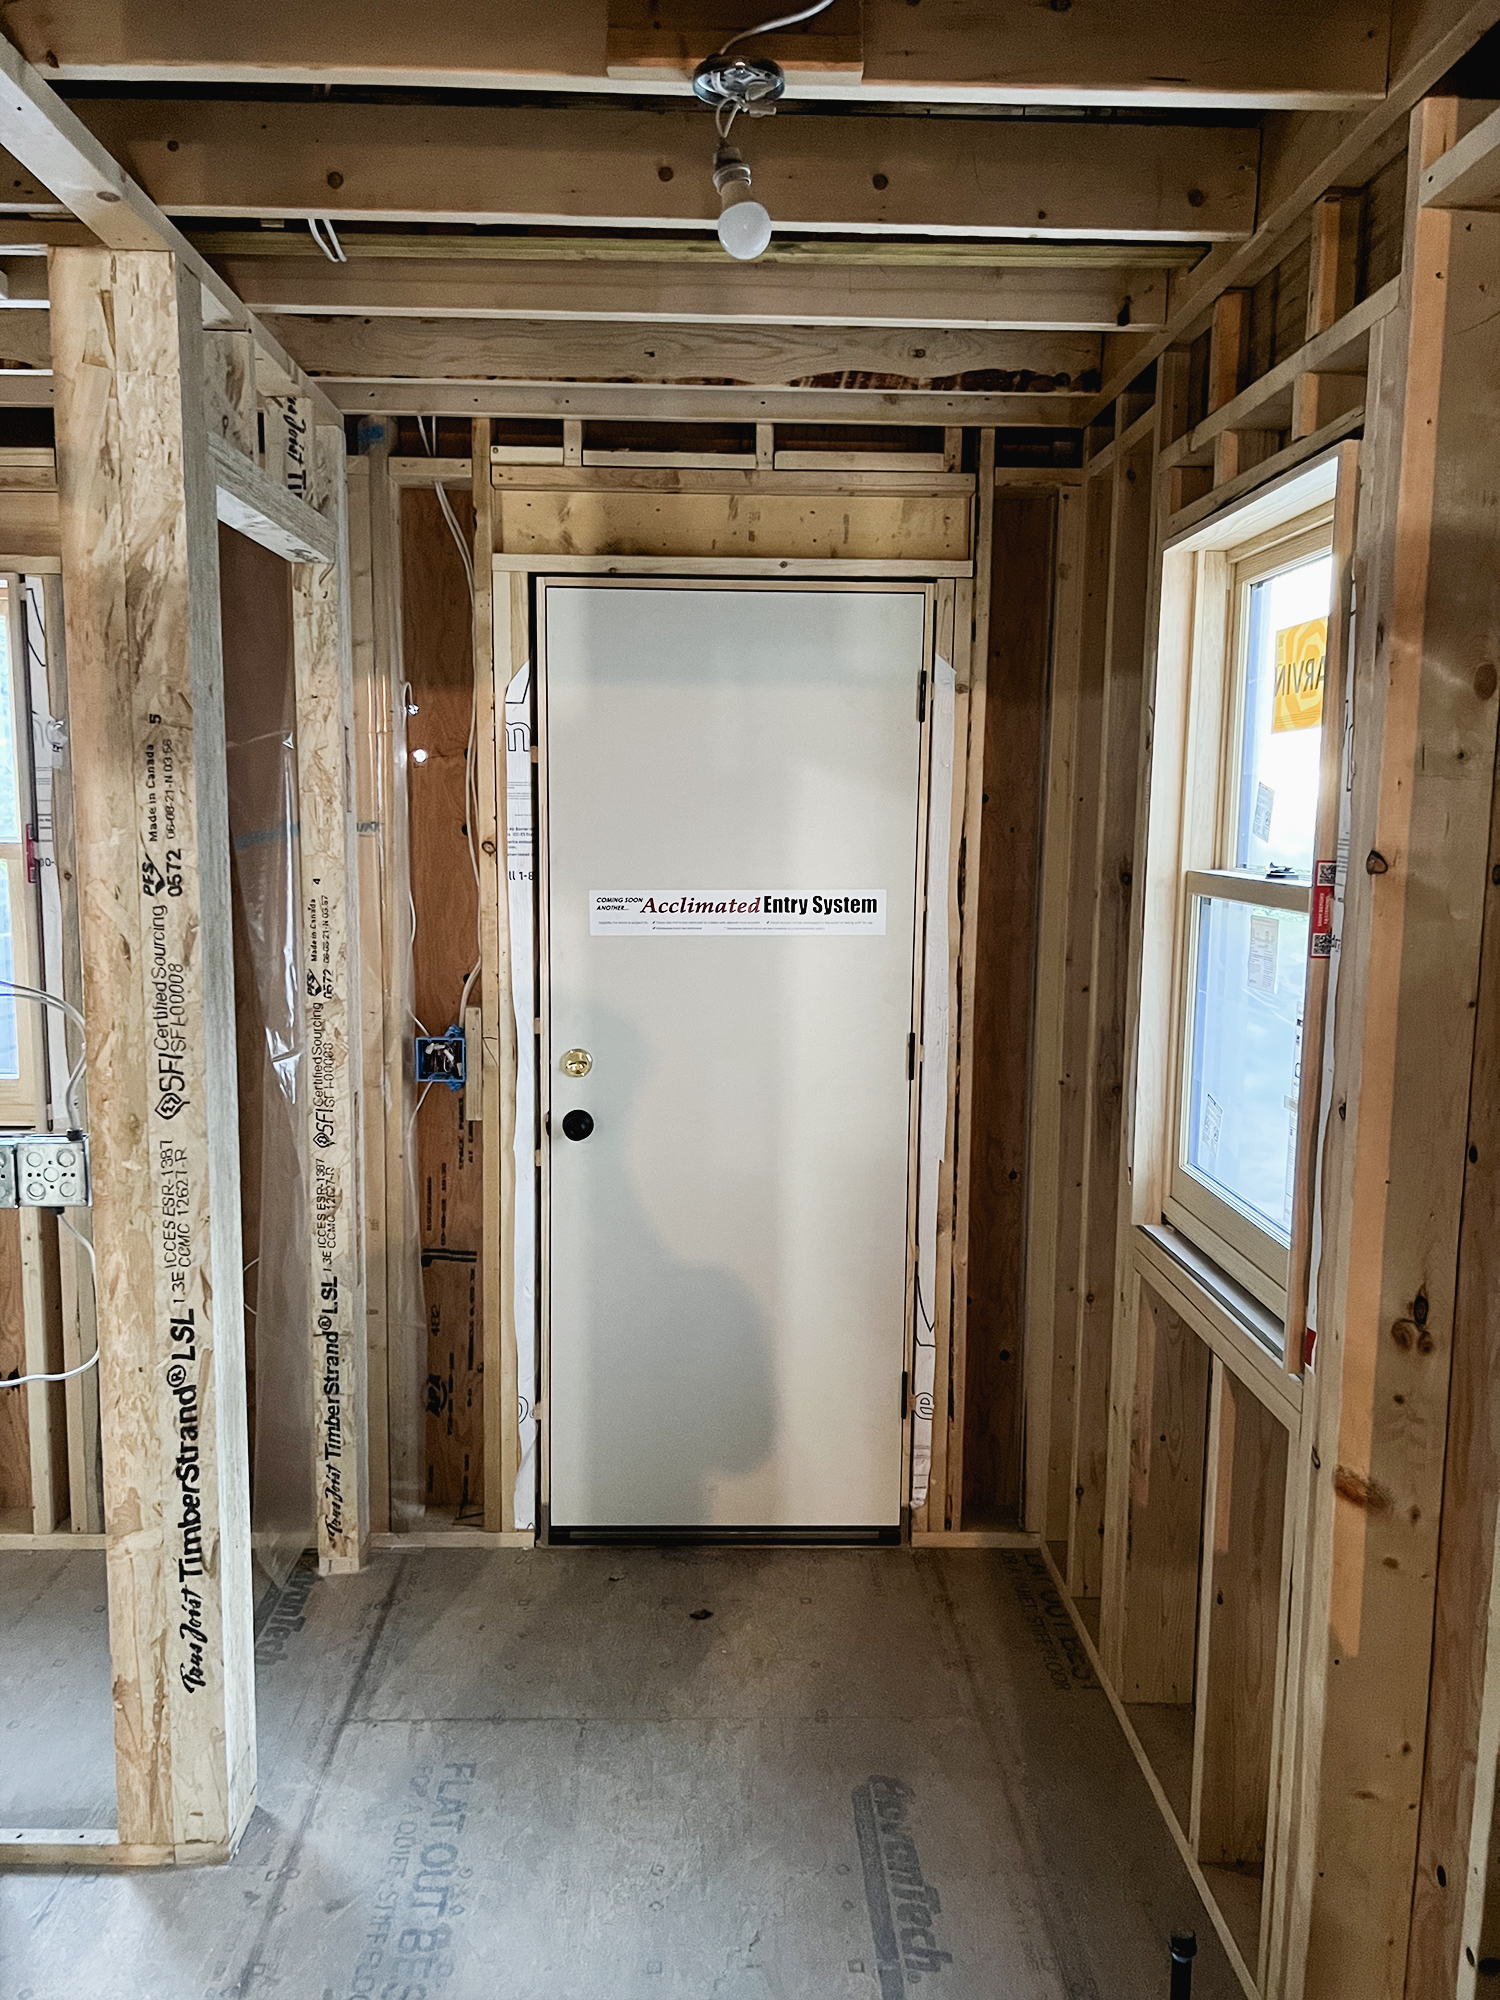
xmin=0 ymin=579 xmax=47 ymax=1128
xmin=1166 ymin=513 xmax=1334 ymax=1319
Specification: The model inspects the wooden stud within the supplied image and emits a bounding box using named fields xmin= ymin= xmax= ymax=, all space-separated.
xmin=918 ymin=582 xmax=963 ymax=1535
xmin=1292 ymin=193 xmax=1363 ymax=440
xmin=52 ymin=245 xmax=255 ymax=1854
xmin=754 ymin=423 xmax=774 ymax=469
xmin=290 ymin=425 xmax=368 ymax=1571
xmin=1022 ymin=479 xmax=1085 ymax=1540
xmin=471 ymin=421 xmax=514 ymax=1535
xmin=367 ymin=427 xmax=426 ymax=1533
xmin=19 ymin=1209 xmax=65 ymax=1533
xmin=345 ymin=450 xmax=392 ymax=1536
xmin=1061 ymin=469 xmax=1115 ymax=1595
xmin=945 ymin=428 xmax=996 ymax=1532
xmin=499 ymin=571 xmax=529 ymax=1531
xmin=1070 ymin=426 xmax=1154 ymax=1598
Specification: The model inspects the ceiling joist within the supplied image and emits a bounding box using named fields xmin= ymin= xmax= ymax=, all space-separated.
xmin=257 ymin=313 xmax=1107 ymax=391
xmin=69 ymin=97 xmax=1261 ymax=243
xmin=3 ymin=0 xmax=1391 ymax=109
xmin=207 ymin=252 xmax=1172 ymax=332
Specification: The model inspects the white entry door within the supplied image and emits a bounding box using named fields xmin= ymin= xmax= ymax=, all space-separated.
xmin=541 ymin=580 xmax=928 ymax=1528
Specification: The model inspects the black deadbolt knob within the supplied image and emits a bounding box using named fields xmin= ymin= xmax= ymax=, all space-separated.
xmin=562 ymin=1108 xmax=594 ymax=1142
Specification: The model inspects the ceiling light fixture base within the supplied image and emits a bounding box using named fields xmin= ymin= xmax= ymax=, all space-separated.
xmin=691 ymin=53 xmax=786 ymax=113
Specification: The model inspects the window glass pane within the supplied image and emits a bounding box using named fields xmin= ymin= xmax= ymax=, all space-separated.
xmin=0 ymin=862 xmax=20 ymax=1081
xmin=1234 ymin=553 xmax=1332 ymax=874
xmin=1185 ymin=894 xmax=1308 ymax=1244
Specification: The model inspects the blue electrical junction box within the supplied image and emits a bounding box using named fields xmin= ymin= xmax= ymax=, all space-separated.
xmin=415 ymin=1025 xmax=466 ymax=1092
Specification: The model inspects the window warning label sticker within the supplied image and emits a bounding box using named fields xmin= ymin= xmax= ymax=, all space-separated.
xmin=590 ymin=891 xmax=886 ymax=936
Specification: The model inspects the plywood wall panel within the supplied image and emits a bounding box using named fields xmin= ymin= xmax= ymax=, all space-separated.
xmin=962 ymin=491 xmax=1055 ymax=1525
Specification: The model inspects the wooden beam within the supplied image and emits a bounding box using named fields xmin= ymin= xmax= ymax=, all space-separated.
xmin=1 ymin=0 xmax=1391 ymax=108
xmin=1421 ymin=100 xmax=1500 ymax=210
xmin=289 ymin=424 xmax=368 ymax=1571
xmin=217 ymin=253 xmax=1170 ymax=336
xmin=52 ymin=245 xmax=256 ymax=1855
xmin=71 ymin=97 xmax=1261 ymax=242
xmin=260 ymin=314 xmax=1103 ymax=393
xmin=208 ymin=434 xmax=336 ymax=564
xmin=606 ymin=0 xmax=862 ymax=81
xmin=325 ymin=380 xmax=1094 ymax=427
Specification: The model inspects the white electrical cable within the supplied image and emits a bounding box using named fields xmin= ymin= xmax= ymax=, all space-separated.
xmin=718 ymin=0 xmax=836 ymax=55
xmin=308 ymin=216 xmax=348 ymax=264
xmin=1 ymin=1214 xmax=98 ymax=1388
xmin=0 ymin=980 xmax=86 ymax=1129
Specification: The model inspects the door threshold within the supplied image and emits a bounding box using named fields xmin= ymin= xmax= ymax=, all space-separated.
xmin=546 ymin=1524 xmax=902 ymax=1547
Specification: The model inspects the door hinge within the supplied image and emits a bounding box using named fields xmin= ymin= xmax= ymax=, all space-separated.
xmin=901 ymin=1368 xmax=909 ymax=1419
xmin=907 ymin=1032 xmax=916 ymax=1081
xmin=916 ymin=669 xmax=928 ymax=723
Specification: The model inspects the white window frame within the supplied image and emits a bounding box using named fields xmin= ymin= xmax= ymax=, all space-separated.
xmin=1163 ymin=505 xmax=1336 ymax=1319
xmin=0 ymin=576 xmax=45 ymax=1129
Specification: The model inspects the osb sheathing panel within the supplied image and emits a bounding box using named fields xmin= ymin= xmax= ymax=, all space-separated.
xmin=402 ymin=484 xmax=485 ymax=1516
xmin=495 ymin=489 xmax=971 ymax=561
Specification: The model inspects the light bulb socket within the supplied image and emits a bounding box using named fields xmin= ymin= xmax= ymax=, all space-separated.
xmin=713 ymin=145 xmax=754 ymax=197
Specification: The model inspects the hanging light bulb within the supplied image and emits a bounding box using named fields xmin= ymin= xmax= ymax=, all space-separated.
xmin=713 ymin=145 xmax=773 ymax=261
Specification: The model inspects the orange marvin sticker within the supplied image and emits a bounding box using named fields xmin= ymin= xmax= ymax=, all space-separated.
xmin=1273 ymin=617 xmax=1327 ymax=733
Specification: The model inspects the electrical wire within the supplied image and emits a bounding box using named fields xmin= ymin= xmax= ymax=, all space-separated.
xmin=718 ymin=0 xmax=836 ymax=55
xmin=1 ymin=1214 xmax=98 ymax=1387
xmin=307 ymin=217 xmax=348 ymax=263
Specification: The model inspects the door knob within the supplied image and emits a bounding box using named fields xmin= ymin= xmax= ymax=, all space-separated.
xmin=562 ymin=1108 xmax=594 ymax=1142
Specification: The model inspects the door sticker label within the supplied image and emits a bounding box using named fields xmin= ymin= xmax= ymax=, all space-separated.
xmin=591 ymin=890 xmax=886 ymax=936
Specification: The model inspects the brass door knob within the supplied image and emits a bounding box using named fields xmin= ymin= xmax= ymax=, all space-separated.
xmin=561 ymin=1047 xmax=593 ymax=1078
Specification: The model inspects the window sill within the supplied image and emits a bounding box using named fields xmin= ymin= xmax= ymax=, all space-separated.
xmin=1135 ymin=1222 xmax=1301 ymax=1430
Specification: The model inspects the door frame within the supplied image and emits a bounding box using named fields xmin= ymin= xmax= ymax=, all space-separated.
xmin=529 ymin=570 xmax=946 ymax=1535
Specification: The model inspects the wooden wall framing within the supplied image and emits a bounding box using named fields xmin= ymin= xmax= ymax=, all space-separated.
xmin=2 ymin=242 xmax=365 ymax=1865
xmin=1015 ymin=87 xmax=1500 ymax=2000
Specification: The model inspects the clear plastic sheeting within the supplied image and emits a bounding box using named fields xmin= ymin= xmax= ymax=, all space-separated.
xmin=506 ymin=659 xmax=537 ymax=1530
xmin=911 ymin=652 xmax=956 ymax=1511
xmin=386 ymin=638 xmax=429 ymax=1533
xmin=221 ymin=527 xmax=314 ymax=1589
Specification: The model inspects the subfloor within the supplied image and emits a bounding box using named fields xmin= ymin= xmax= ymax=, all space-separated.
xmin=1 ymin=1545 xmax=1241 ymax=1999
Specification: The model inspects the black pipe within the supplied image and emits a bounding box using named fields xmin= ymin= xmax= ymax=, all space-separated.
xmin=1170 ymin=1930 xmax=1197 ymax=1999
